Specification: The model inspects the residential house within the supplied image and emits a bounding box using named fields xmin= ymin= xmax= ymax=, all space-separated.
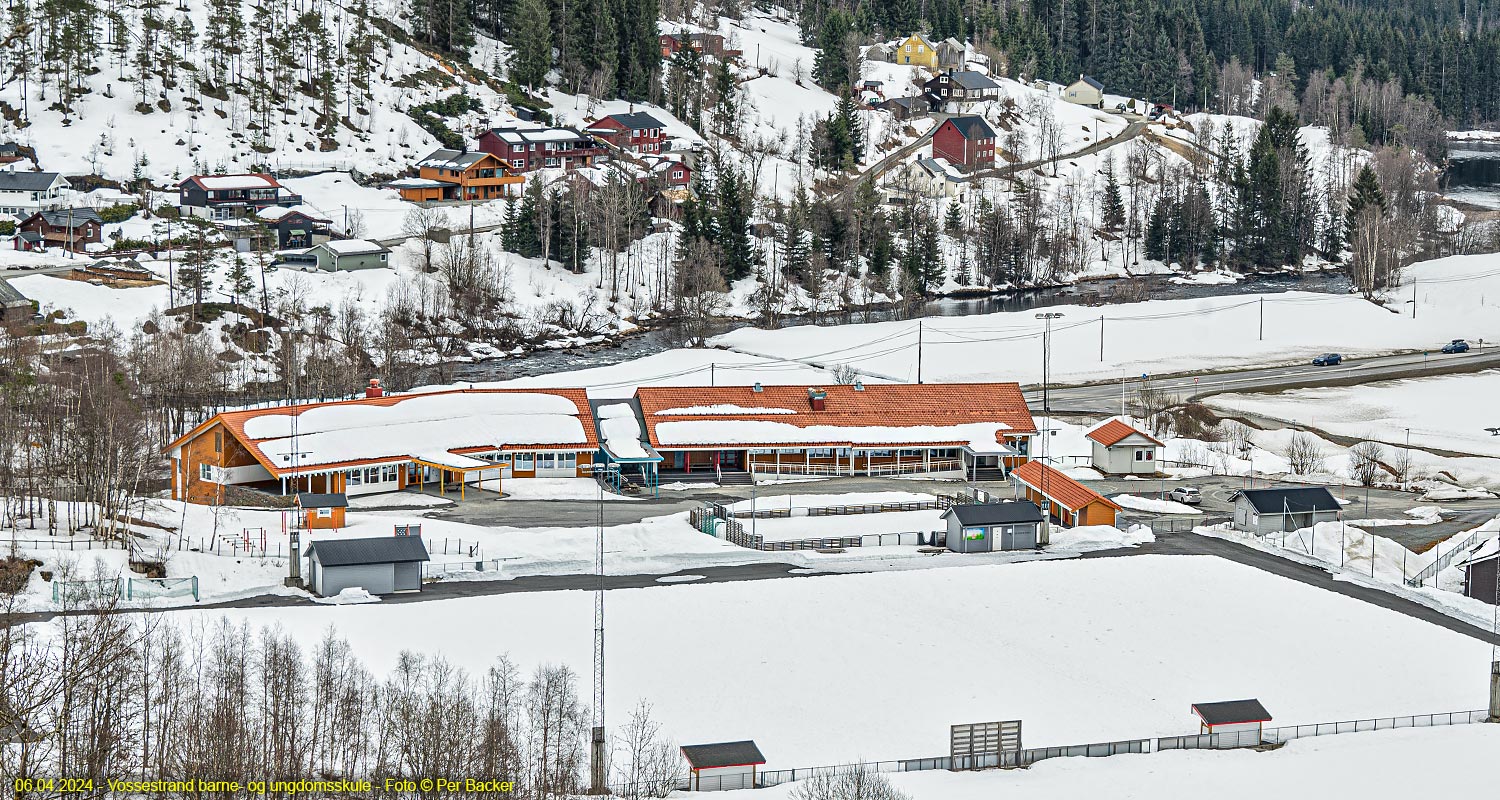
xmin=17 ymin=208 xmax=104 ymax=252
xmin=0 ymin=279 xmax=31 ymax=324
xmin=942 ymin=501 xmax=1044 ymax=553
xmin=876 ymin=95 xmax=930 ymax=121
xmin=924 ymin=70 xmax=1001 ymax=109
xmin=390 ymin=149 xmax=525 ymax=203
xmin=931 ymin=115 xmax=998 ymax=169
xmin=304 ymin=535 xmax=429 ymax=597
xmin=660 ymin=32 xmax=739 ymax=60
xmin=281 ymin=239 xmax=391 ymax=272
xmin=1460 ymin=540 xmax=1498 ymax=605
xmin=1231 ymin=486 xmax=1341 ymax=535
xmin=1086 ymin=419 xmax=1163 ymax=475
xmin=865 ymin=43 xmax=894 ymax=62
xmin=164 ymin=386 xmax=601 ymax=504
xmin=936 ymin=37 xmax=966 ymax=68
xmin=891 ymin=157 xmax=964 ymax=199
xmin=642 ymin=158 xmax=693 ymax=189
xmin=257 ymin=205 xmax=333 ymax=249
xmin=0 ymin=143 xmax=22 ymax=164
xmin=178 ymin=173 xmax=302 ymax=220
xmin=1011 ymin=460 xmax=1121 ymax=529
xmin=680 ymin=741 xmax=766 ymax=792
xmin=477 ymin=126 xmax=605 ymax=173
xmin=1064 ymin=75 xmax=1105 ymax=108
xmin=895 ymin=33 xmax=939 ymax=68
xmin=633 ymin=382 xmax=1036 ymax=482
xmin=861 ymin=79 xmax=885 ymax=96
xmin=587 ymin=112 xmax=669 ymax=155
xmin=0 ymin=170 xmax=70 ymax=219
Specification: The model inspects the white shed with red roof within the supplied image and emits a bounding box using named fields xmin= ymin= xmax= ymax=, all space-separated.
xmin=1086 ymin=419 xmax=1164 ymax=475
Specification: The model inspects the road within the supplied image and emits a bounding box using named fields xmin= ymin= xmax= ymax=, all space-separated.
xmin=1027 ymin=345 xmax=1500 ymax=414
xmin=964 ymin=119 xmax=1147 ymax=183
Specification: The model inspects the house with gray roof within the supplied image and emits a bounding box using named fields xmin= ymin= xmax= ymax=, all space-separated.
xmin=280 ymin=239 xmax=391 ymax=272
xmin=924 ymin=70 xmax=1001 ymax=109
xmin=18 ymin=208 xmax=104 ymax=251
xmin=304 ymin=535 xmax=429 ymax=596
xmin=0 ymin=278 xmax=32 ymax=324
xmin=1232 ymin=486 xmax=1342 ymax=535
xmin=587 ymin=111 xmax=668 ymax=154
xmin=0 ymin=170 xmax=70 ymax=219
xmin=1064 ymin=74 xmax=1106 ymax=108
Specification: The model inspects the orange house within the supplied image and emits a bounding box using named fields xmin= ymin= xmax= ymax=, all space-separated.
xmin=391 ymin=148 xmax=524 ymax=203
xmin=1010 ymin=460 xmax=1121 ymax=528
xmin=296 ymin=492 xmax=347 ymax=529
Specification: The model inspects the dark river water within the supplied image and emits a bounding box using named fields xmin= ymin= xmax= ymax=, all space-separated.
xmin=452 ymin=270 xmax=1352 ymax=383
xmin=1444 ymin=140 xmax=1500 ymax=210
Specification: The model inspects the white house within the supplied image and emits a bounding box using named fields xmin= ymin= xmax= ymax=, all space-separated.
xmin=1064 ymin=75 xmax=1105 ymax=108
xmin=0 ymin=170 xmax=70 ymax=219
xmin=680 ymin=741 xmax=765 ymax=792
xmin=891 ymin=157 xmax=964 ymax=199
xmin=1085 ymin=419 xmax=1162 ymax=475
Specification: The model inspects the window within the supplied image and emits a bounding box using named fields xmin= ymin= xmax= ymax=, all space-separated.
xmin=808 ymin=448 xmax=833 ymax=458
xmin=198 ymin=463 xmax=213 ymax=481
xmin=867 ymin=449 xmax=892 ymax=457
xmin=904 ymin=45 xmax=912 ymax=52
xmin=365 ymin=467 xmax=381 ymax=484
xmin=557 ymin=452 xmax=577 ymax=470
xmin=1135 ymin=450 xmax=1155 ymax=461
xmin=898 ymin=449 xmax=924 ymax=457
xmin=777 ymin=448 xmax=801 ymax=455
xmin=382 ymin=465 xmax=399 ymax=482
xmin=537 ymin=453 xmax=556 ymax=470
xmin=347 ymin=469 xmax=362 ymax=486
xmin=316 ymin=507 xmax=332 ymax=519
xmin=515 ymin=452 xmax=534 ymax=470
xmin=213 ymin=431 xmax=222 ymax=453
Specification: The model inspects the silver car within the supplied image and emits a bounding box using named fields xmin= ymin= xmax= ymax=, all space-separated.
xmin=1168 ymin=486 xmax=1202 ymax=505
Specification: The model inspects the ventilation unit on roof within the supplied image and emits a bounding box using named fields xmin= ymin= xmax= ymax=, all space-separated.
xmin=807 ymin=387 xmax=827 ymax=411
xmin=752 ymin=382 xmax=763 ymax=392
xmin=853 ymin=380 xmax=865 ymax=391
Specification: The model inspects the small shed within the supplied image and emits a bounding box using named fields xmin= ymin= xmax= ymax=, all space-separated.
xmin=1232 ymin=487 xmax=1341 ymax=535
xmin=296 ymin=492 xmax=348 ymax=530
xmin=941 ymin=501 xmax=1044 ymax=552
xmin=304 ymin=535 xmax=429 ymax=597
xmin=1191 ymin=699 xmax=1272 ymax=746
xmin=1086 ymin=419 xmax=1163 ymax=475
xmin=1011 ymin=460 xmax=1122 ymax=529
xmin=1460 ymin=540 xmax=1498 ymax=605
xmin=680 ymin=740 xmax=765 ymax=792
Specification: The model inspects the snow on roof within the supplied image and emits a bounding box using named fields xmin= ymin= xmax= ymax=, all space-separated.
xmin=413 ymin=450 xmax=493 ymax=470
xmin=654 ymin=404 xmax=796 ymax=416
xmin=597 ymin=403 xmax=652 ymax=460
xmin=654 ymin=419 xmax=1012 ymax=450
xmin=320 ymin=239 xmax=388 ymax=255
xmin=257 ymin=204 xmax=331 ymax=223
xmin=490 ymin=127 xmax=592 ymax=144
xmin=386 ymin=177 xmax=456 ymax=188
xmin=416 ymin=149 xmax=492 ymax=170
xmin=197 ymin=174 xmax=278 ymax=190
xmin=227 ymin=390 xmax=593 ymax=473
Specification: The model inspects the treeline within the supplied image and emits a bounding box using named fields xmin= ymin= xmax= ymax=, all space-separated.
xmin=795 ymin=0 xmax=1500 ymax=127
xmin=0 ymin=598 xmax=683 ymax=798
xmin=469 ymin=0 xmax=661 ymax=100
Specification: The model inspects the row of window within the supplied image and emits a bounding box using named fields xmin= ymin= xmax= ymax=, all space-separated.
xmin=1134 ymin=449 xmax=1156 ymax=462
xmin=746 ymin=447 xmax=964 ymax=459
xmin=473 ymin=451 xmax=580 ymax=470
xmin=347 ymin=465 xmax=401 ymax=486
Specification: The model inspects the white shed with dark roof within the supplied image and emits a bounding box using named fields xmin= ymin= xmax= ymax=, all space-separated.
xmin=303 ymin=535 xmax=429 ymax=597
xmin=1233 ymin=486 xmax=1341 ymax=535
xmin=680 ymin=740 xmax=765 ymax=791
xmin=1191 ymin=699 xmax=1272 ymax=747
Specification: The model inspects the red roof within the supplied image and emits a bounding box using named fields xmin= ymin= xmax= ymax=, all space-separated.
xmin=1086 ymin=419 xmax=1162 ymax=447
xmin=177 ymin=172 xmax=285 ymax=191
xmin=635 ymin=383 xmax=1036 ymax=450
xmin=1011 ymin=460 xmax=1121 ymax=512
xmin=166 ymin=388 xmax=598 ymax=477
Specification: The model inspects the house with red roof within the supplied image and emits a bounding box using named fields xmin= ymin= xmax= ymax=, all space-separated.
xmin=1011 ymin=460 xmax=1121 ymax=530
xmin=1085 ymin=419 xmax=1164 ymax=475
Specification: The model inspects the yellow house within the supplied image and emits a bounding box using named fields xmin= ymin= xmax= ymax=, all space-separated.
xmin=896 ymin=33 xmax=939 ymax=69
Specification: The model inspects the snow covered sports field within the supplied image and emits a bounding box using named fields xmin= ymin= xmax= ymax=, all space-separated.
xmin=160 ymin=555 xmax=1493 ymax=766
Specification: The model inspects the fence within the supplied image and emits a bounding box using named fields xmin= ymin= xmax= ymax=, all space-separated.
xmin=1406 ymin=528 xmax=1494 ymax=587
xmin=749 ymin=459 xmax=965 ymax=478
xmin=6 ymin=537 xmax=126 ymax=551
xmin=51 ymin=578 xmax=122 ymax=604
xmin=716 ymin=709 xmax=1490 ymax=792
xmin=126 ymin=576 xmax=199 ymax=601
xmin=806 ymin=499 xmax=953 ymax=516
xmin=422 ymin=559 xmax=508 ymax=578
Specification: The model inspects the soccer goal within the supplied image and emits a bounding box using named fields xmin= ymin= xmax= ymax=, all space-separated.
xmin=125 ymin=576 xmax=200 ymax=602
xmin=51 ymin=578 xmax=123 ymax=605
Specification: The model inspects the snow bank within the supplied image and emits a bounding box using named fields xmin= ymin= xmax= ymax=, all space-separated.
xmin=1112 ymin=495 xmax=1202 ymax=515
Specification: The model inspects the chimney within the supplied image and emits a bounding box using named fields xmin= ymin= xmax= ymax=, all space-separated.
xmin=807 ymin=387 xmax=827 ymax=411
xmin=853 ymin=380 xmax=865 ymax=391
xmin=752 ymin=382 xmax=763 ymax=393
xmin=365 ymin=378 xmax=384 ymax=398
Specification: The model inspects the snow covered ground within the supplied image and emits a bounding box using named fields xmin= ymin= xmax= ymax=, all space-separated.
xmin=156 ymin=555 xmax=1495 ymax=765
xmin=710 ymin=252 xmax=1500 ymax=386
xmin=717 ymin=725 xmax=1500 ymax=800
xmin=1112 ymin=494 xmax=1202 ymax=515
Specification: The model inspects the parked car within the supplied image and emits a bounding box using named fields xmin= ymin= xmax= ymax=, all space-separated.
xmin=1114 ymin=102 xmax=1128 ymax=112
xmin=1441 ymin=339 xmax=1470 ymax=354
xmin=1311 ymin=353 xmax=1343 ymax=366
xmin=1168 ymin=486 xmax=1202 ymax=505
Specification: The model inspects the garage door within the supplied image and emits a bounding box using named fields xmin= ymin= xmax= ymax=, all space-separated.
xmin=1000 ymin=524 xmax=1036 ymax=550
xmin=319 ymin=563 xmax=396 ymax=596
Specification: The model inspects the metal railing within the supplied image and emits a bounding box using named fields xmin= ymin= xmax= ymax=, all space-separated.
xmin=1406 ymin=529 xmax=1494 ymax=587
xmin=422 ymin=559 xmax=508 ymax=578
xmin=749 ymin=459 xmax=965 ymax=478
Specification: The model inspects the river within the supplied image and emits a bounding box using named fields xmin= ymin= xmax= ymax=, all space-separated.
xmin=1444 ymin=140 xmax=1500 ymax=210
xmin=453 ymin=269 xmax=1352 ymax=382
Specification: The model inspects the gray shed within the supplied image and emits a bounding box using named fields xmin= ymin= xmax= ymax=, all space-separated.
xmin=304 ymin=535 xmax=429 ymax=597
xmin=1460 ymin=541 xmax=1498 ymax=605
xmin=941 ymin=501 xmax=1044 ymax=553
xmin=1233 ymin=487 xmax=1341 ymax=535
xmin=680 ymin=740 xmax=765 ymax=792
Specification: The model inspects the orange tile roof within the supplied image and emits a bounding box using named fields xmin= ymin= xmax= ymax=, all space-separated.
xmin=1011 ymin=460 xmax=1121 ymax=512
xmin=1086 ymin=419 xmax=1163 ymax=447
xmin=167 ymin=388 xmax=598 ymax=477
xmin=635 ymin=383 xmax=1035 ymax=449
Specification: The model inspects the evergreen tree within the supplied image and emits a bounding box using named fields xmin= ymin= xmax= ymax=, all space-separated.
xmin=508 ymin=0 xmax=553 ymax=89
xmin=713 ymin=159 xmax=757 ymax=281
xmin=813 ymin=8 xmax=854 ymax=92
xmin=1101 ymin=172 xmax=1126 ymax=233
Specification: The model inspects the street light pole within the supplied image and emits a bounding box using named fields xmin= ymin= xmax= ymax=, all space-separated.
xmin=589 ymin=464 xmax=608 ymax=795
xmin=1035 ymin=313 xmax=1064 ymax=545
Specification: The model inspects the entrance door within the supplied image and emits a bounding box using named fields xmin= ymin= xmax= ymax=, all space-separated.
xmin=1001 ymin=524 xmax=1037 ymax=551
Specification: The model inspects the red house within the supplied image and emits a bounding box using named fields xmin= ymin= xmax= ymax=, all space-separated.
xmin=932 ymin=115 xmax=998 ymax=169
xmin=18 ymin=208 xmax=104 ymax=252
xmin=587 ymin=112 xmax=668 ymax=155
xmin=642 ymin=158 xmax=692 ymax=188
xmin=476 ymin=126 xmax=604 ymax=173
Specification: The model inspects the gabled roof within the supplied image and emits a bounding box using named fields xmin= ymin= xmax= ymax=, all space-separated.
xmin=179 ymin=173 xmax=283 ymax=191
xmin=1010 ymin=460 xmax=1121 ymax=513
xmin=680 ymin=741 xmax=765 ymax=770
xmin=165 ymin=388 xmax=600 ymax=477
xmin=1070 ymin=75 xmax=1105 ymax=91
xmin=484 ymin=126 xmax=595 ymax=145
xmin=305 ymin=535 xmax=429 ymax=566
xmin=1192 ymin=699 xmax=1271 ymax=726
xmin=1235 ymin=487 xmax=1340 ymax=515
xmin=0 ymin=170 xmax=67 ymax=192
xmin=942 ymin=501 xmax=1044 ymax=526
xmin=317 ymin=239 xmax=390 ymax=256
xmin=0 ymin=278 xmax=27 ymax=304
xmin=24 ymin=208 xmax=103 ymax=228
xmin=296 ymin=492 xmax=348 ymax=509
xmin=1086 ymin=419 xmax=1162 ymax=447
xmin=903 ymin=32 xmax=937 ymax=49
xmin=946 ymin=71 xmax=1000 ymax=91
xmin=1460 ymin=538 xmax=1499 ymax=568
xmin=942 ymin=115 xmax=998 ymax=141
xmin=416 ymin=148 xmax=499 ymax=170
xmin=636 ymin=383 xmax=1036 ymax=451
xmin=598 ymin=111 xmax=666 ymax=130
xmin=881 ymin=96 xmax=926 ymax=111
xmin=259 ymin=204 xmax=332 ymax=224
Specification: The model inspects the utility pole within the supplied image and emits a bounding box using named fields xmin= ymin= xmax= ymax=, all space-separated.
xmin=1035 ymin=313 xmax=1063 ymax=414
xmin=1099 ymin=314 xmax=1104 ymax=361
xmin=1411 ymin=278 xmax=1418 ymax=319
xmin=589 ymin=464 xmax=607 ymax=795
xmin=1403 ymin=427 xmax=1412 ymax=491
xmin=1035 ymin=313 xmax=1064 ymax=547
xmin=1258 ymin=296 xmax=1263 ymax=341
xmin=916 ymin=320 xmax=924 ymax=384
